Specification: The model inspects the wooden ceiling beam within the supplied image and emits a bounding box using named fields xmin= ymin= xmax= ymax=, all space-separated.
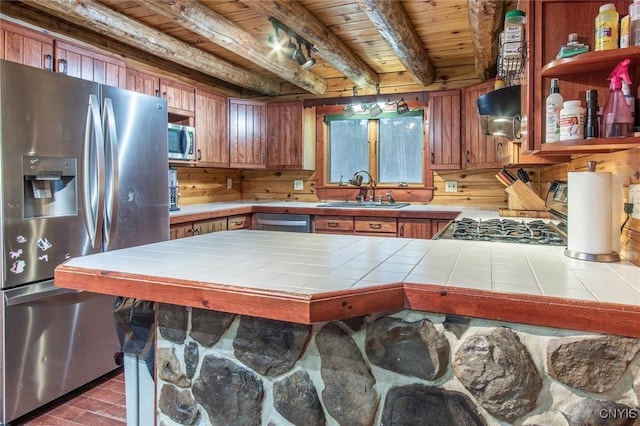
xmin=467 ymin=0 xmax=505 ymax=81
xmin=354 ymin=0 xmax=435 ymax=87
xmin=240 ymin=0 xmax=379 ymax=92
xmin=21 ymin=0 xmax=283 ymax=96
xmin=134 ymin=0 xmax=327 ymax=95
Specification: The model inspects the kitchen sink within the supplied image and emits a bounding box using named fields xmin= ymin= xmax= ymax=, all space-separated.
xmin=317 ymin=201 xmax=410 ymax=209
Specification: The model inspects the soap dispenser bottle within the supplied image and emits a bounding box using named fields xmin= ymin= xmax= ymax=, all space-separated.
xmin=545 ymin=78 xmax=563 ymax=143
xmin=602 ymin=59 xmax=633 ymax=137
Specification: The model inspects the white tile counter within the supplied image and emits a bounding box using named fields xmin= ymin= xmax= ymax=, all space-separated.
xmin=55 ymin=229 xmax=640 ymax=338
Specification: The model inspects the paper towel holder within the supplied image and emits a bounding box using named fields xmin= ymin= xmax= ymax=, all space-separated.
xmin=564 ymin=161 xmax=621 ymax=262
xmin=564 ymin=249 xmax=620 ymax=262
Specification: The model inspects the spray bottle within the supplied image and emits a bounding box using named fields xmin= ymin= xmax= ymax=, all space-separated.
xmin=602 ymin=59 xmax=633 ymax=137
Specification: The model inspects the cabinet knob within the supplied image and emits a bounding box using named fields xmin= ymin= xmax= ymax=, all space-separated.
xmin=496 ymin=142 xmax=503 ymax=159
xmin=197 ymin=149 xmax=202 ymax=161
xmin=399 ymin=224 xmax=404 ymax=237
xmin=369 ymin=223 xmax=382 ymax=230
xmin=465 ymin=150 xmax=470 ymax=163
xmin=430 ymin=152 xmax=435 ymax=164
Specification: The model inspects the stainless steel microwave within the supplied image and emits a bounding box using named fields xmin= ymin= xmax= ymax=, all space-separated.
xmin=167 ymin=123 xmax=195 ymax=161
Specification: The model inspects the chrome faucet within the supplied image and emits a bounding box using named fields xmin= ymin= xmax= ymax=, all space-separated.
xmin=349 ymin=170 xmax=376 ymax=202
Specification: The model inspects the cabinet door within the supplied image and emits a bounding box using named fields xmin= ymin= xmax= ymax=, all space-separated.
xmin=431 ymin=220 xmax=451 ymax=237
xmin=428 ymin=90 xmax=462 ymax=170
xmin=195 ymin=90 xmax=229 ymax=167
xmin=398 ymin=219 xmax=433 ymax=239
xmin=1 ymin=20 xmax=54 ymax=70
xmin=267 ymin=101 xmax=303 ymax=169
xmin=170 ymin=223 xmax=193 ymax=240
xmin=54 ymin=40 xmax=126 ymax=87
xmin=126 ymin=68 xmax=160 ymax=97
xmin=160 ymin=78 xmax=195 ymax=116
xmin=462 ymin=81 xmax=502 ymax=169
xmin=229 ymin=98 xmax=267 ymax=169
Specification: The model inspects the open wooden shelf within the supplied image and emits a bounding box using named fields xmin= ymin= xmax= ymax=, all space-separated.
xmin=536 ymin=137 xmax=640 ymax=155
xmin=541 ymin=46 xmax=640 ymax=77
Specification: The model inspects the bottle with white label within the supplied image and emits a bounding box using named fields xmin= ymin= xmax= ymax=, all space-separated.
xmin=559 ymin=100 xmax=585 ymax=141
xmin=545 ymin=78 xmax=563 ymax=143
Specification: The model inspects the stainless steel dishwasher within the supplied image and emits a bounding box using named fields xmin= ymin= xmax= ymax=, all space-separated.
xmin=254 ymin=213 xmax=312 ymax=233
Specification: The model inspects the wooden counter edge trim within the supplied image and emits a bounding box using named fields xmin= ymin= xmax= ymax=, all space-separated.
xmin=170 ymin=206 xmax=253 ymax=225
xmin=55 ymin=266 xmax=405 ymax=324
xmin=55 ymin=265 xmax=640 ymax=336
xmin=55 ymin=266 xmax=315 ymax=323
xmin=403 ymin=284 xmax=640 ymax=338
xmin=170 ymin=204 xmax=462 ymax=224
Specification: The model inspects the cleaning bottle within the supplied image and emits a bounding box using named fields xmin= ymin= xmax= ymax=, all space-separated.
xmin=602 ymin=59 xmax=633 ymax=137
xmin=595 ymin=3 xmax=619 ymax=51
xmin=545 ymin=78 xmax=563 ymax=143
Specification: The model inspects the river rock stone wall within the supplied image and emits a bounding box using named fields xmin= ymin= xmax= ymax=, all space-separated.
xmin=156 ymin=304 xmax=640 ymax=425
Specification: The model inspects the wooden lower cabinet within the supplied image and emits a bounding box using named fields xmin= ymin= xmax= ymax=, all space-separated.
xmin=170 ymin=217 xmax=230 ymax=239
xmin=431 ymin=220 xmax=451 ymax=237
xmin=354 ymin=217 xmax=397 ymax=237
xmin=314 ymin=216 xmax=354 ymax=234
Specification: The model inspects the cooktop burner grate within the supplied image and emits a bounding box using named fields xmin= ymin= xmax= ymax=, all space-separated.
xmin=443 ymin=218 xmax=566 ymax=245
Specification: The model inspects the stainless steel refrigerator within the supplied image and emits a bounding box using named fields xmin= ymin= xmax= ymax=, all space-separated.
xmin=0 ymin=60 xmax=169 ymax=424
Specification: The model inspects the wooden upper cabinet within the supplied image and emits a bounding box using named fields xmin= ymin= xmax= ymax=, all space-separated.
xmin=160 ymin=78 xmax=195 ymax=117
xmin=462 ymin=81 xmax=502 ymax=169
xmin=195 ymin=89 xmax=229 ymax=167
xmin=428 ymin=90 xmax=461 ymax=170
xmin=1 ymin=19 xmax=54 ymax=70
xmin=267 ymin=101 xmax=303 ymax=169
xmin=54 ymin=40 xmax=126 ymax=88
xmin=229 ymin=98 xmax=267 ymax=169
xmin=126 ymin=68 xmax=160 ymax=97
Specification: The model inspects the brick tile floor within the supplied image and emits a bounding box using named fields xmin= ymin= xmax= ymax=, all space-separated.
xmin=12 ymin=368 xmax=126 ymax=425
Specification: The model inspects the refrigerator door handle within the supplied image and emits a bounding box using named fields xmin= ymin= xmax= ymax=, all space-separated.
xmin=103 ymin=98 xmax=119 ymax=249
xmin=83 ymin=94 xmax=105 ymax=249
xmin=5 ymin=283 xmax=81 ymax=307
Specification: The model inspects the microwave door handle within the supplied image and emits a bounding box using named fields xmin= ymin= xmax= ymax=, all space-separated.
xmin=103 ymin=98 xmax=119 ymax=249
xmin=180 ymin=129 xmax=189 ymax=156
xmin=82 ymin=94 xmax=105 ymax=249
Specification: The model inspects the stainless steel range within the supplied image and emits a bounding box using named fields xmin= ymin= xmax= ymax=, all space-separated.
xmin=438 ymin=218 xmax=567 ymax=246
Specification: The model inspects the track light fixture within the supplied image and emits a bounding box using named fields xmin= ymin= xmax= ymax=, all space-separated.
xmin=396 ymin=98 xmax=410 ymax=114
xmin=268 ymin=18 xmax=316 ymax=70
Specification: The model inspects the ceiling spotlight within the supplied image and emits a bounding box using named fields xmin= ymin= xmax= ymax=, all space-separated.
xmin=396 ymin=98 xmax=410 ymax=115
xmin=291 ymin=38 xmax=308 ymax=66
xmin=268 ymin=18 xmax=286 ymax=51
xmin=301 ymin=43 xmax=316 ymax=70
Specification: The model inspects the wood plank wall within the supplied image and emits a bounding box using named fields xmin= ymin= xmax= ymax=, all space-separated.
xmin=432 ymin=168 xmax=543 ymax=207
xmin=241 ymin=170 xmax=319 ymax=202
xmin=174 ymin=167 xmax=242 ymax=205
xmin=540 ymin=148 xmax=640 ymax=265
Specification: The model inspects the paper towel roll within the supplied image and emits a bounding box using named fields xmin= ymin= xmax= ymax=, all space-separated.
xmin=567 ymin=171 xmax=612 ymax=255
xmin=611 ymin=173 xmax=623 ymax=252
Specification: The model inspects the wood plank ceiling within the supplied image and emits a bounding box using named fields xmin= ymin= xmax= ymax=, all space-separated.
xmin=1 ymin=0 xmax=514 ymax=99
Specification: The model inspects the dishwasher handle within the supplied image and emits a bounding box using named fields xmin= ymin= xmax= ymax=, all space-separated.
xmin=256 ymin=218 xmax=309 ymax=227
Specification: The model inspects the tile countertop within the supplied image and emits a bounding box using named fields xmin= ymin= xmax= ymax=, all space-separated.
xmin=55 ymin=229 xmax=640 ymax=338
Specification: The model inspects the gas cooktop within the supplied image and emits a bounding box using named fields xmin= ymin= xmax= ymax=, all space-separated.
xmin=438 ymin=218 xmax=566 ymax=246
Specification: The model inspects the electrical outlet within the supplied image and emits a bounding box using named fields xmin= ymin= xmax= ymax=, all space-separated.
xmin=226 ymin=178 xmax=233 ymax=189
xmin=629 ymin=184 xmax=640 ymax=219
xmin=293 ymin=180 xmax=304 ymax=191
xmin=445 ymin=181 xmax=458 ymax=193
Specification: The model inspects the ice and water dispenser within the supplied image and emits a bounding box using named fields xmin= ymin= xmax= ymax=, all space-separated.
xmin=23 ymin=156 xmax=77 ymax=218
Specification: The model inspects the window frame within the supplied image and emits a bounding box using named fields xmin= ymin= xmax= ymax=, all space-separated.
xmin=314 ymin=102 xmax=435 ymax=203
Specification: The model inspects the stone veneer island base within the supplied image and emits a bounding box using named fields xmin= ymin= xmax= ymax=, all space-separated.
xmin=156 ymin=304 xmax=640 ymax=426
